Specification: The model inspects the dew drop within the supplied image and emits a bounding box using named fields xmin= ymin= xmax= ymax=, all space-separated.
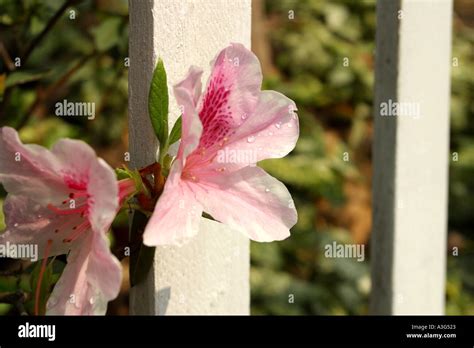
xmin=13 ymin=223 xmax=18 ymax=227
xmin=288 ymin=199 xmax=295 ymax=209
xmin=287 ymin=123 xmax=293 ymax=128
xmin=89 ymin=297 xmax=95 ymax=305
xmin=275 ymin=122 xmax=282 ymax=129
xmin=265 ymin=188 xmax=270 ymax=193
xmin=241 ymin=113 xmax=248 ymax=120
xmin=247 ymin=136 xmax=256 ymax=143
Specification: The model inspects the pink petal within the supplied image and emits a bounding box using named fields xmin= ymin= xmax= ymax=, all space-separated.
xmin=192 ymin=166 xmax=297 ymax=242
xmin=46 ymin=232 xmax=122 ymax=315
xmin=174 ymin=65 xmax=203 ymax=107
xmin=87 ymin=158 xmax=119 ymax=233
xmin=0 ymin=127 xmax=65 ymax=201
xmin=191 ymin=43 xmax=262 ymax=154
xmin=0 ymin=195 xmax=71 ymax=259
xmin=173 ymin=70 xmax=204 ymax=162
xmin=143 ymin=163 xmax=203 ymax=246
xmin=51 ymin=139 xmax=119 ymax=233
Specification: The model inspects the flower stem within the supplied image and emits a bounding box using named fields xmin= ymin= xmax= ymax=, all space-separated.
xmin=35 ymin=239 xmax=53 ymax=316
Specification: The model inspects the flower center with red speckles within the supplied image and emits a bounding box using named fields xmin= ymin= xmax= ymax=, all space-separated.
xmin=47 ymin=177 xmax=93 ymax=244
xmin=47 ymin=191 xmax=92 ymax=243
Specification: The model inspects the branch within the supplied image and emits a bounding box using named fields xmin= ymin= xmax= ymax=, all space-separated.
xmin=0 ymin=291 xmax=25 ymax=304
xmin=22 ymin=0 xmax=80 ymax=64
xmin=16 ymin=52 xmax=95 ymax=129
xmin=0 ymin=41 xmax=15 ymax=71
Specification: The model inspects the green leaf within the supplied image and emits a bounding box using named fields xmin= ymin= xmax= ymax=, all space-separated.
xmin=148 ymin=58 xmax=169 ymax=159
xmin=168 ymin=115 xmax=182 ymax=145
xmin=115 ymin=168 xmax=132 ymax=180
xmin=115 ymin=167 xmax=142 ymax=197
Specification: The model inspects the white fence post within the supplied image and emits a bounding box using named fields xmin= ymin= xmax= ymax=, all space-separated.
xmin=128 ymin=0 xmax=251 ymax=315
xmin=370 ymin=0 xmax=452 ymax=314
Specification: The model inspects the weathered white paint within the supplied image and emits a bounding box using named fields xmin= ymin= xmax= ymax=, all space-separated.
xmin=128 ymin=0 xmax=251 ymax=314
xmin=371 ymin=0 xmax=452 ymax=314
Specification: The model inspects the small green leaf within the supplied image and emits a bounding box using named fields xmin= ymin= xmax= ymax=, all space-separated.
xmin=148 ymin=58 xmax=169 ymax=159
xmin=115 ymin=168 xmax=132 ymax=180
xmin=115 ymin=167 xmax=142 ymax=197
xmin=168 ymin=115 xmax=182 ymax=145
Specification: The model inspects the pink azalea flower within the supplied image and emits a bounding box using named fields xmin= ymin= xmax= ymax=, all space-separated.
xmin=0 ymin=127 xmax=134 ymax=315
xmin=144 ymin=43 xmax=299 ymax=246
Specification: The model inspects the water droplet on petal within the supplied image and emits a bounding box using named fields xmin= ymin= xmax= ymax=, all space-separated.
xmin=89 ymin=297 xmax=95 ymax=305
xmin=265 ymin=188 xmax=270 ymax=193
xmin=288 ymin=199 xmax=295 ymax=208
xmin=268 ymin=131 xmax=273 ymax=136
xmin=13 ymin=223 xmax=18 ymax=227
xmin=247 ymin=136 xmax=256 ymax=143
xmin=287 ymin=123 xmax=293 ymax=128
xmin=275 ymin=122 xmax=282 ymax=129
xmin=241 ymin=113 xmax=248 ymax=120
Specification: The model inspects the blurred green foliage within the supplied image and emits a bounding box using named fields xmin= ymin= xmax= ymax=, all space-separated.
xmin=446 ymin=2 xmax=474 ymax=314
xmin=252 ymin=0 xmax=474 ymax=315
xmin=0 ymin=0 xmax=128 ymax=147
xmin=253 ymin=0 xmax=375 ymax=315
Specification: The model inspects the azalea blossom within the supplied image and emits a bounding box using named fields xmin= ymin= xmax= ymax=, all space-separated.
xmin=143 ymin=43 xmax=299 ymax=246
xmin=0 ymin=127 xmax=135 ymax=315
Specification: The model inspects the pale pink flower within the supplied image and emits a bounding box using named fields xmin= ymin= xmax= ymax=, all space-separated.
xmin=0 ymin=127 xmax=134 ymax=315
xmin=144 ymin=43 xmax=299 ymax=246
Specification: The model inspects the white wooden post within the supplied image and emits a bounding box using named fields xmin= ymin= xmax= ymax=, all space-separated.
xmin=371 ymin=0 xmax=452 ymax=314
xmin=128 ymin=0 xmax=251 ymax=314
